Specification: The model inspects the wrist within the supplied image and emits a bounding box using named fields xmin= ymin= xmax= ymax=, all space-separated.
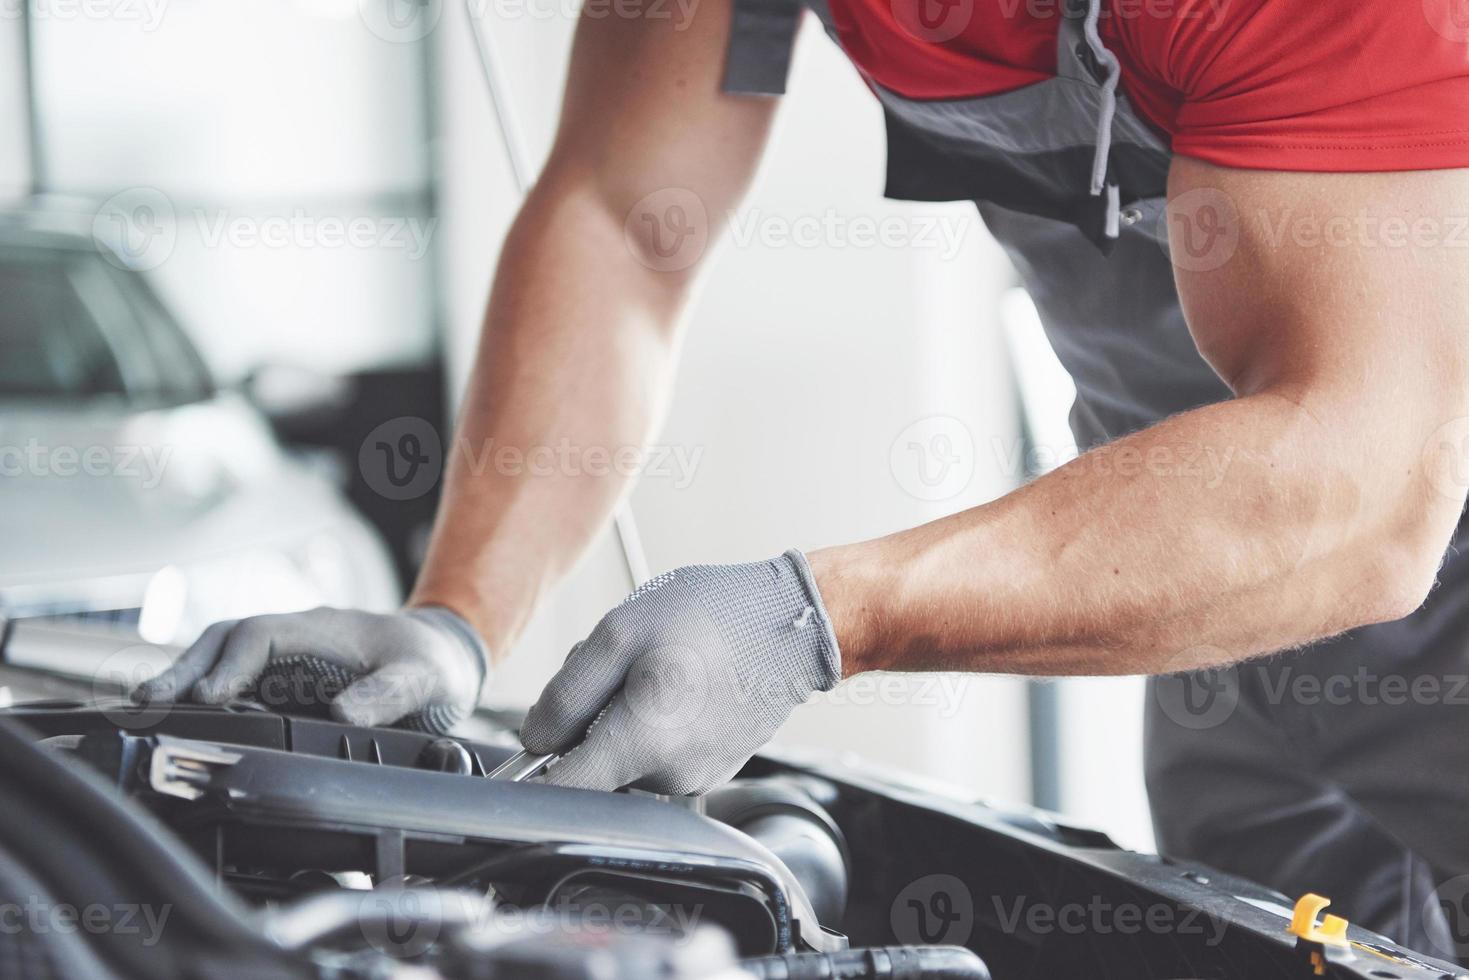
xmin=405 ymin=586 xmax=508 ymax=668
xmin=403 ymin=604 xmax=492 ymax=688
xmin=805 ymin=543 xmax=889 ymax=677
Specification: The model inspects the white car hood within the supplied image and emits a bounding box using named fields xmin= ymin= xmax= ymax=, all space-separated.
xmin=0 ymin=395 xmax=382 ymax=609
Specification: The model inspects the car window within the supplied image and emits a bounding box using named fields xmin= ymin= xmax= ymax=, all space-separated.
xmin=0 ymin=244 xmax=213 ymax=404
xmin=101 ymin=262 xmax=214 ymax=405
xmin=0 ymin=246 xmax=126 ymax=398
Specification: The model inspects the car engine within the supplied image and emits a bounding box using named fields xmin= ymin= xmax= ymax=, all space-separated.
xmin=0 ymin=653 xmax=1459 ymax=980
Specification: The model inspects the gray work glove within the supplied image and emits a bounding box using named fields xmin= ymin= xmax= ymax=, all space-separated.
xmin=521 ymin=549 xmax=842 ymax=795
xmin=133 ymin=606 xmax=488 ymax=732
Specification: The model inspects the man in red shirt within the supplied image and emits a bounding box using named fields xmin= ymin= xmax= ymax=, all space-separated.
xmin=144 ymin=0 xmax=1469 ymax=952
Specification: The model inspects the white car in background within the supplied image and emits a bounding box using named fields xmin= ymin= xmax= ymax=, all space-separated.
xmin=0 ymin=202 xmax=398 ymax=648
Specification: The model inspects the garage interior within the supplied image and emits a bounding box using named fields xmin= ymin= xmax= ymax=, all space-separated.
xmin=0 ymin=3 xmax=1462 ymax=980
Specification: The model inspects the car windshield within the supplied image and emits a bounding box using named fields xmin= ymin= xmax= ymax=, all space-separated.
xmin=0 ymin=247 xmax=127 ymax=398
xmin=0 ymin=243 xmax=212 ymax=403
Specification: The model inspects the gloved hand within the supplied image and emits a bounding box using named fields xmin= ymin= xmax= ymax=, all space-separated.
xmin=133 ymin=606 xmax=488 ymax=732
xmin=521 ymin=549 xmax=842 ymax=795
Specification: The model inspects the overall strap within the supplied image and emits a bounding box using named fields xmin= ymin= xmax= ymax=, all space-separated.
xmin=723 ymin=0 xmax=803 ymax=95
xmin=1057 ymin=0 xmax=1123 ymax=242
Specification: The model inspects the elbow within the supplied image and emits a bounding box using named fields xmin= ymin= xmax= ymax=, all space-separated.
xmin=1266 ymin=397 xmax=1457 ymax=630
xmin=1352 ymin=523 xmax=1446 ymax=626
xmin=1361 ymin=563 xmax=1437 ymax=626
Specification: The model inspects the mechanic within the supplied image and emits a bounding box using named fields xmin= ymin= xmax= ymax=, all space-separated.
xmin=139 ymin=0 xmax=1469 ymax=953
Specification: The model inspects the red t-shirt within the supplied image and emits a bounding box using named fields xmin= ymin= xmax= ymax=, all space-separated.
xmin=826 ymin=0 xmax=1469 ymax=171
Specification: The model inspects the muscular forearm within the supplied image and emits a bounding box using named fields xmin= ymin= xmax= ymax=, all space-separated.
xmin=409 ymin=177 xmax=691 ymax=658
xmin=405 ymin=0 xmax=775 ymax=659
xmin=812 ymin=385 xmax=1455 ymax=678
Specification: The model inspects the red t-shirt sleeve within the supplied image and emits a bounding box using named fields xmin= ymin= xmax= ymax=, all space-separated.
xmin=1110 ymin=0 xmax=1469 ymax=172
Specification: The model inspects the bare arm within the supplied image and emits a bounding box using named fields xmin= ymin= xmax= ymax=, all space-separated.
xmin=409 ymin=0 xmax=778 ymax=657
xmin=812 ymin=159 xmax=1469 ymax=677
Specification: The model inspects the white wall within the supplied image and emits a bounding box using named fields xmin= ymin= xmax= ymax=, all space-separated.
xmin=1057 ymin=678 xmax=1152 ymax=850
xmin=0 ymin=15 xmax=29 ymax=195
xmin=27 ymin=0 xmax=436 ymax=380
xmin=1003 ymin=289 xmax=1153 ymax=850
xmin=31 ymin=2 xmax=426 ymax=199
xmin=432 ymin=5 xmax=1034 ymax=800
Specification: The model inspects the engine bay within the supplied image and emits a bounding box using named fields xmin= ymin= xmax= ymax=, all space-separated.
xmin=0 ymin=668 xmax=1461 ymax=980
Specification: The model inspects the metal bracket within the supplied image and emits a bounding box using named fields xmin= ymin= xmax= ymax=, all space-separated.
xmin=148 ymin=735 xmax=242 ymax=801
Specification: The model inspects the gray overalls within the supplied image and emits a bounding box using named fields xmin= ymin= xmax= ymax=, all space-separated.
xmin=724 ymin=0 xmax=1469 ymax=959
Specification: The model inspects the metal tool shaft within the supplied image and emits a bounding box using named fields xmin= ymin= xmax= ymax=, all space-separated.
xmin=487 ymin=748 xmax=557 ymax=781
